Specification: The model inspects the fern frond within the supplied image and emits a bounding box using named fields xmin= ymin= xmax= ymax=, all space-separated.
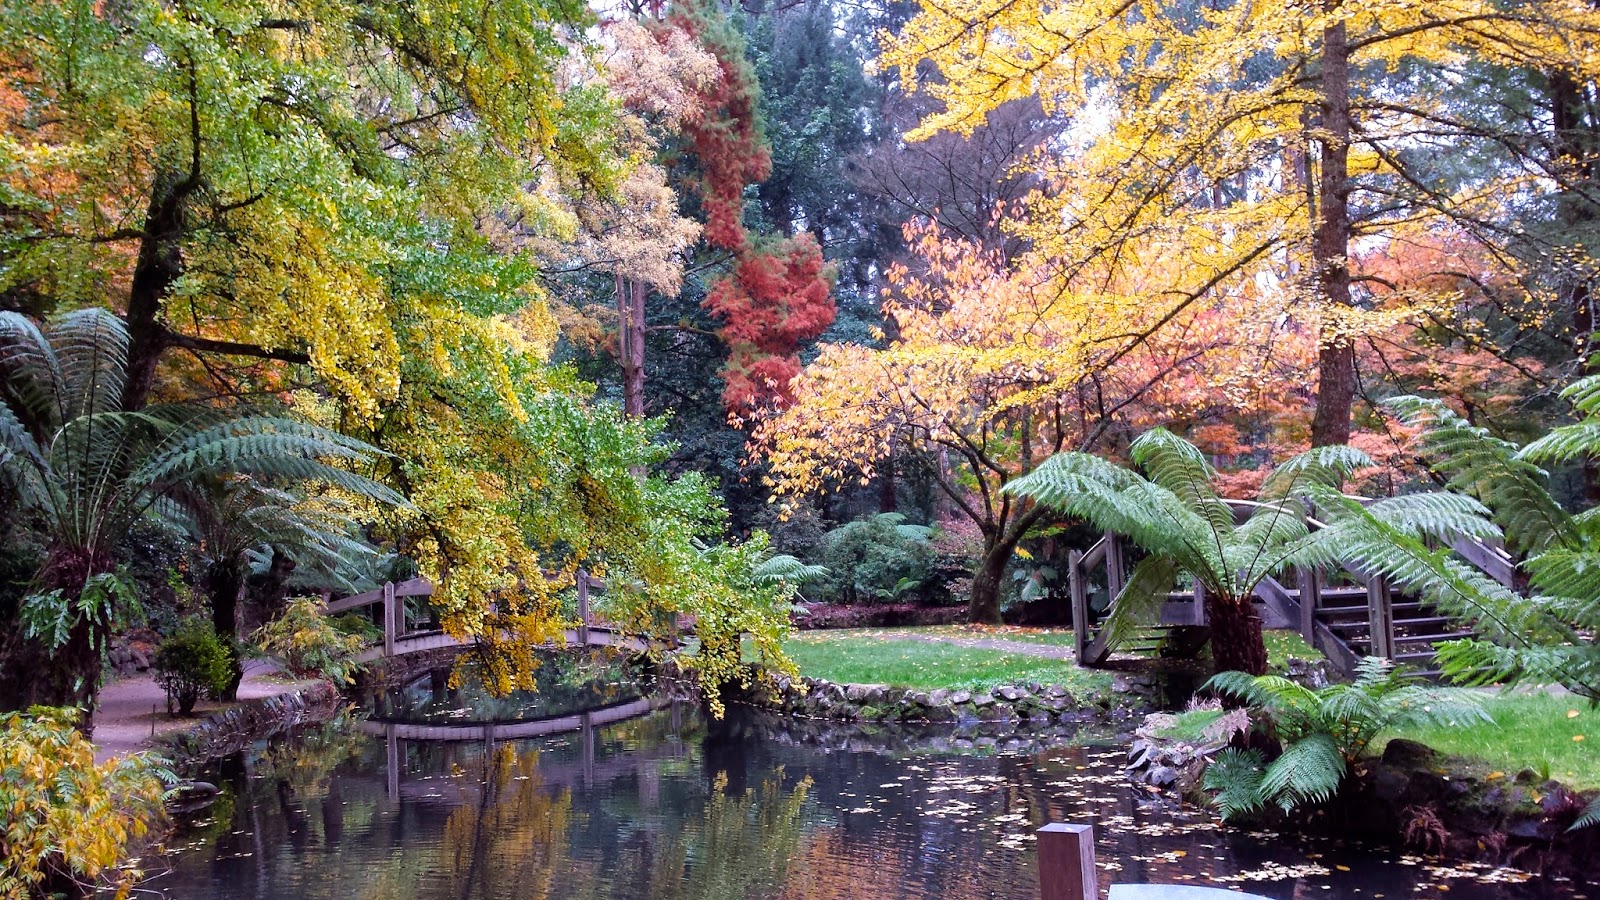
xmin=752 ymin=554 xmax=828 ymax=587
xmin=1097 ymin=554 xmax=1179 ymax=651
xmin=1363 ymin=492 xmax=1501 ymax=544
xmin=1203 ymin=748 xmax=1269 ymax=820
xmin=1130 ymin=428 xmax=1233 ymax=535
xmin=47 ymin=308 xmax=128 ymax=422
xmin=1259 ymin=444 xmax=1374 ymax=501
xmin=1571 ymin=796 xmax=1600 ymax=831
xmin=1260 ymin=733 xmax=1346 ymax=811
xmin=0 ymin=311 xmax=66 ymax=430
xmin=1389 ymin=395 xmax=1572 ymax=554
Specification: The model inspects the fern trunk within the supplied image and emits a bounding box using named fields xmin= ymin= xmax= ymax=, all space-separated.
xmin=1209 ymin=593 xmax=1268 ymax=676
xmin=19 ymin=548 xmax=115 ymax=732
xmin=205 ymin=558 xmax=246 ymax=701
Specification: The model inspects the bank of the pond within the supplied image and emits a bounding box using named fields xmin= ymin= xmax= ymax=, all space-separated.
xmin=1126 ymin=707 xmax=1600 ymax=876
xmin=92 ymin=660 xmax=337 ymax=765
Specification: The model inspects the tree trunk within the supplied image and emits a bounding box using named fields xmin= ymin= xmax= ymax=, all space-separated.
xmin=205 ymin=558 xmax=247 ymax=701
xmin=1208 ymin=594 xmax=1268 ymax=676
xmin=1309 ymin=6 xmax=1354 ymax=448
xmin=1552 ymin=70 xmax=1600 ymax=502
xmin=123 ymin=172 xmax=192 ymax=411
xmin=967 ymin=536 xmax=1014 ymax=625
xmin=9 ymin=548 xmax=117 ymax=733
xmin=617 ymin=274 xmax=647 ymax=418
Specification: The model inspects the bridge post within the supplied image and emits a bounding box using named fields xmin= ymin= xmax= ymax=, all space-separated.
xmin=1192 ymin=579 xmax=1207 ymax=626
xmin=1296 ymin=567 xmax=1320 ymax=644
xmin=1038 ymin=822 xmax=1097 ymax=900
xmin=1366 ymin=575 xmax=1393 ymax=660
xmin=1068 ymin=550 xmax=1088 ymax=663
xmin=382 ymin=581 xmax=396 ymax=658
xmin=1104 ymin=532 xmax=1125 ymax=602
xmin=577 ymin=570 xmax=591 ymax=646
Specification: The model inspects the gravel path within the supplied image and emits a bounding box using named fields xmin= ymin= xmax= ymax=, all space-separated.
xmin=93 ymin=658 xmax=319 ymax=763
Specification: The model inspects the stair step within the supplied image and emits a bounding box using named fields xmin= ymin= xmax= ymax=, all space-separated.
xmin=1326 ymin=620 xmax=1371 ymax=632
xmin=1317 ymin=602 xmax=1426 ymax=617
xmin=1394 ymin=651 xmax=1439 ymax=662
xmin=1390 ymin=616 xmax=1453 ymax=628
xmin=1394 ymin=631 xmax=1477 ymax=645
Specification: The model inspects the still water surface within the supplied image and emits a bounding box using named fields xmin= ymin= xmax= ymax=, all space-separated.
xmin=152 ymin=670 xmax=1597 ymax=900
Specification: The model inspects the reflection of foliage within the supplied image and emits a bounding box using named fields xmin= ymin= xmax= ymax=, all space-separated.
xmin=1203 ymin=659 xmax=1488 ymax=820
xmin=253 ymin=598 xmax=366 ymax=685
xmin=635 ymin=770 xmax=813 ymax=900
xmin=438 ymin=747 xmax=576 ymax=900
xmin=0 ymin=708 xmax=169 ymax=899
xmin=257 ymin=712 xmax=368 ymax=799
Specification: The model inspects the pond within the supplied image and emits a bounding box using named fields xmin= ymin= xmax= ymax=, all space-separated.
xmin=151 ymin=666 xmax=1595 ymax=900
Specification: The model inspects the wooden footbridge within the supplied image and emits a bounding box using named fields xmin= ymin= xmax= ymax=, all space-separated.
xmin=324 ymin=571 xmax=653 ymax=665
xmin=1065 ymin=500 xmax=1515 ymax=679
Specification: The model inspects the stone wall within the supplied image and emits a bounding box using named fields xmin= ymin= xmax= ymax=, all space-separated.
xmin=162 ymin=680 xmax=341 ymax=769
xmin=725 ymin=672 xmax=1122 ymax=725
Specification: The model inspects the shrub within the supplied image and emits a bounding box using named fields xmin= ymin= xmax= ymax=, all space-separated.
xmin=153 ymin=619 xmax=234 ymax=716
xmin=818 ymin=514 xmax=936 ymax=605
xmin=253 ymin=597 xmax=366 ymax=685
xmin=0 ymin=708 xmax=169 ymax=899
xmin=1200 ymin=658 xmax=1489 ymax=820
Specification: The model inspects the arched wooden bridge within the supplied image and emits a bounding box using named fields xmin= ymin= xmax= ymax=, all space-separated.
xmin=1066 ymin=499 xmax=1514 ymax=679
xmin=324 ymin=571 xmax=655 ymax=664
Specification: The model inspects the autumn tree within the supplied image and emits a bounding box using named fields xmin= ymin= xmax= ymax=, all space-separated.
xmin=879 ymin=0 xmax=1600 ymax=447
xmin=757 ymin=223 xmax=1318 ymax=622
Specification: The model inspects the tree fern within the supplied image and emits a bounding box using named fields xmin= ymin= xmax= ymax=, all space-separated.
xmin=1005 ymin=428 xmax=1378 ymax=672
xmin=0 ymin=310 xmax=406 ymax=711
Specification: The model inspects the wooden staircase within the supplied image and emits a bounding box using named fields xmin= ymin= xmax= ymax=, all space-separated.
xmin=1064 ymin=505 xmax=1517 ymax=680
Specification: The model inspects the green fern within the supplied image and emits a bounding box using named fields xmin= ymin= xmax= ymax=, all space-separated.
xmin=1376 ymin=386 xmax=1600 ymax=703
xmin=0 ymin=309 xmax=406 ymax=704
xmin=1201 ymin=659 xmax=1489 ymax=819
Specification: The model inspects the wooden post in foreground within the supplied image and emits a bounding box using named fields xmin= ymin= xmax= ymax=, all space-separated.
xmin=1038 ymin=822 xmax=1097 ymax=900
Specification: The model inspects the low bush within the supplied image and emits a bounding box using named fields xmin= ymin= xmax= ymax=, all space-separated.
xmin=154 ymin=619 xmax=234 ymax=716
xmin=0 ymin=708 xmax=169 ymax=899
xmin=818 ymin=514 xmax=937 ymax=605
xmin=253 ymin=597 xmax=366 ymax=685
xmin=791 ymin=602 xmax=965 ymax=630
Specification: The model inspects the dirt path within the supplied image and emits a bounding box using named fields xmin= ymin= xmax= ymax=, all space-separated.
xmin=93 ymin=659 xmax=320 ymax=763
xmin=871 ymin=632 xmax=1078 ymax=660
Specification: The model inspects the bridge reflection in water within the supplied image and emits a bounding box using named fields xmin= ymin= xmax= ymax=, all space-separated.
xmin=361 ymin=695 xmax=677 ymax=803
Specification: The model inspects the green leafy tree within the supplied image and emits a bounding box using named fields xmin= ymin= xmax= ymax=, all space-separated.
xmin=1202 ymin=659 xmax=1488 ymax=820
xmin=162 ymin=476 xmax=391 ymax=698
xmin=0 ymin=309 xmax=399 ymax=720
xmin=818 ymin=513 xmax=936 ymax=605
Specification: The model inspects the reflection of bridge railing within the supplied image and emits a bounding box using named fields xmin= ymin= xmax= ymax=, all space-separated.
xmin=1067 ymin=499 xmax=1514 ymax=678
xmin=358 ymin=696 xmax=678 ymax=802
xmin=324 ymin=571 xmax=655 ymax=662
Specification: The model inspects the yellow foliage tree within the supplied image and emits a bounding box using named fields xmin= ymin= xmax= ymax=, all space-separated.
xmin=879 ymin=0 xmax=1600 ymax=446
xmin=758 ymin=223 xmax=1318 ymax=622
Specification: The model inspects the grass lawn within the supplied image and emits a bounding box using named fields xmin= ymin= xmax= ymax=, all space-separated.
xmin=1378 ymin=691 xmax=1600 ymax=790
xmin=1154 ymin=689 xmax=1600 ymax=790
xmin=778 ymin=629 xmax=1113 ymax=697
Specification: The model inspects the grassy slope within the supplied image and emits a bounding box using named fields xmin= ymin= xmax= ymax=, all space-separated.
xmin=1157 ymin=692 xmax=1600 ymax=790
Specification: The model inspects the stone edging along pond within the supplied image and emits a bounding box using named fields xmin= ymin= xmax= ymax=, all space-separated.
xmin=722 ymin=671 xmax=1148 ymax=724
xmin=160 ymin=679 xmax=342 ymax=768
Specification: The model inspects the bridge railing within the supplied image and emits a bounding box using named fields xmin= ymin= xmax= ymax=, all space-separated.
xmin=325 ymin=570 xmax=612 ymax=660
